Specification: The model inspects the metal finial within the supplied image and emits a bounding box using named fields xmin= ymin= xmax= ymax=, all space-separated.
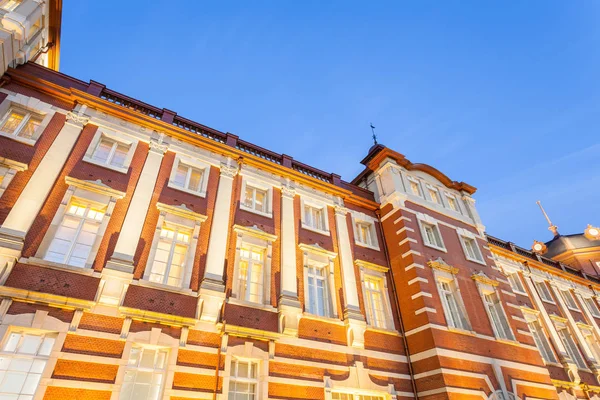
xmin=370 ymin=123 xmax=377 ymax=145
xmin=536 ymin=200 xmax=559 ymax=237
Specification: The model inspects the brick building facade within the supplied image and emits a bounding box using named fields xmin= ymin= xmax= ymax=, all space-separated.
xmin=0 ymin=5 xmax=598 ymax=400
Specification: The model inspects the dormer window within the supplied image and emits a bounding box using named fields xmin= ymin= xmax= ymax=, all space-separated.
xmin=426 ymin=185 xmax=441 ymax=204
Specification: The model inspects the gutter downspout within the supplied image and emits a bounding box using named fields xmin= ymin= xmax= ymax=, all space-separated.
xmin=377 ymin=209 xmax=418 ymax=399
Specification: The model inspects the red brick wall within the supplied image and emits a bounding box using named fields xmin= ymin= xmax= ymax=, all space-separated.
xmin=122 ymin=284 xmax=196 ymax=319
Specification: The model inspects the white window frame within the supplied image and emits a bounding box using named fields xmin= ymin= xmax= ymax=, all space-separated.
xmin=83 ymin=128 xmax=137 ymax=174
xmin=0 ymin=0 xmax=21 ymax=12
xmin=0 ymin=94 xmax=54 ymax=146
xmin=417 ymin=214 xmax=446 ymax=251
xmin=351 ymin=212 xmax=380 ymax=251
xmin=330 ymin=390 xmax=387 ymax=400
xmin=436 ymin=277 xmax=470 ymax=331
xmin=560 ymin=289 xmax=579 ymax=312
xmin=120 ymin=345 xmax=168 ymax=400
xmin=231 ymin=225 xmax=276 ymax=308
xmin=425 ymin=184 xmax=442 ymax=205
xmin=0 ymin=329 xmax=56 ymax=400
xmin=534 ymin=280 xmax=555 ymax=304
xmin=444 ymin=192 xmax=462 ymax=214
xmin=357 ymin=260 xmax=394 ymax=331
xmin=482 ymin=290 xmax=515 ymax=341
xmin=523 ymin=311 xmax=557 ymax=364
xmin=457 ymin=229 xmax=484 ymax=264
xmin=557 ymin=326 xmax=587 ymax=369
xmin=300 ymin=243 xmax=338 ymax=320
xmin=300 ymin=197 xmax=330 ymax=235
xmin=506 ymin=272 xmax=527 ymax=295
xmin=143 ymin=203 xmax=205 ymax=291
xmin=581 ymin=326 xmax=600 ymax=365
xmin=239 ymin=178 xmax=272 ymax=218
xmin=167 ymin=155 xmax=210 ymax=198
xmin=583 ymin=297 xmax=600 ymax=318
xmin=407 ymin=176 xmax=423 ymax=198
xmin=227 ymin=358 xmax=260 ymax=400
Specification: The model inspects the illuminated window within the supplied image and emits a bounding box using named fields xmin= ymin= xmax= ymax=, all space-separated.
xmin=437 ymin=280 xmax=470 ymax=330
xmin=92 ymin=137 xmax=130 ymax=168
xmin=507 ymin=273 xmax=526 ymax=294
xmin=229 ymin=359 xmax=258 ymax=400
xmin=446 ymin=194 xmax=460 ymax=212
xmin=0 ymin=0 xmax=20 ymax=12
xmin=527 ymin=319 xmax=557 ymax=363
xmin=0 ymin=331 xmax=55 ymax=400
xmin=560 ymin=289 xmax=579 ymax=311
xmin=172 ymin=162 xmax=203 ymax=193
xmin=460 ymin=235 xmax=483 ymax=262
xmin=237 ymin=245 xmax=264 ymax=303
xmin=584 ymin=297 xmax=600 ymax=318
xmin=121 ymin=347 xmax=167 ymax=400
xmin=558 ymin=328 xmax=586 ymax=369
xmin=304 ymin=204 xmax=325 ymax=231
xmin=44 ymin=200 xmax=106 ymax=267
xmin=243 ymin=185 xmax=267 ymax=213
xmin=408 ymin=178 xmax=422 ymax=197
xmin=331 ymin=392 xmax=385 ymax=400
xmin=363 ymin=275 xmax=389 ymax=329
xmin=427 ymin=186 xmax=441 ymax=204
xmin=0 ymin=108 xmax=42 ymax=140
xmin=148 ymin=224 xmax=191 ymax=287
xmin=483 ymin=292 xmax=514 ymax=340
xmin=534 ymin=281 xmax=554 ymax=303
xmin=420 ymin=221 xmax=444 ymax=250
xmin=306 ymin=262 xmax=330 ymax=317
xmin=355 ymin=220 xmax=377 ymax=248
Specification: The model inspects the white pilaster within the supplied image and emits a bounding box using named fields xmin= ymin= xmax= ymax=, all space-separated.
xmin=0 ymin=111 xmax=88 ymax=246
xmin=334 ymin=205 xmax=361 ymax=318
xmin=279 ymin=183 xmax=298 ymax=305
xmin=200 ymin=158 xmax=238 ymax=290
xmin=107 ymin=135 xmax=168 ymax=272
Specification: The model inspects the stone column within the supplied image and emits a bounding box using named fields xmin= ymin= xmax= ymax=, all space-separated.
xmin=106 ymin=134 xmax=168 ymax=272
xmin=334 ymin=204 xmax=366 ymax=348
xmin=0 ymin=111 xmax=88 ymax=246
xmin=198 ymin=158 xmax=238 ymax=323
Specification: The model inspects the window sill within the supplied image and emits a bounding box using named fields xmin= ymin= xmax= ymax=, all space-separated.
xmin=365 ymin=325 xmax=399 ymax=336
xmin=134 ymin=279 xmax=195 ymax=296
xmin=541 ymin=299 xmax=556 ymax=305
xmin=83 ymin=156 xmax=128 ymax=174
xmin=447 ymin=326 xmax=476 ymax=336
xmin=355 ymin=241 xmax=380 ymax=252
xmin=22 ymin=257 xmax=99 ymax=277
xmin=239 ymin=204 xmax=272 ymax=219
xmin=543 ymin=361 xmax=562 ymax=368
xmin=566 ymin=306 xmax=581 ymax=313
xmin=301 ymin=224 xmax=330 ymax=237
xmin=0 ymin=131 xmax=36 ymax=146
xmin=301 ymin=312 xmax=343 ymax=325
xmin=512 ymin=290 xmax=528 ymax=296
xmin=423 ymin=242 xmax=447 ymax=253
xmin=227 ymin=297 xmax=277 ymax=312
xmin=465 ymin=255 xmax=486 ymax=266
xmin=496 ymin=338 xmax=519 ymax=346
xmin=166 ymin=181 xmax=207 ymax=198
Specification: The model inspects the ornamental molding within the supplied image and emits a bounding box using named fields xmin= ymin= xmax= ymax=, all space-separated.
xmin=471 ymin=271 xmax=499 ymax=287
xmin=334 ymin=205 xmax=349 ymax=216
xmin=281 ymin=184 xmax=296 ymax=199
xmin=149 ymin=132 xmax=169 ymax=154
xmin=427 ymin=257 xmax=458 ymax=275
xmin=220 ymin=162 xmax=239 ymax=178
xmin=66 ymin=110 xmax=90 ymax=126
xmin=298 ymin=242 xmax=337 ymax=259
xmin=65 ymin=176 xmax=126 ymax=199
xmin=355 ymin=259 xmax=388 ymax=273
xmin=233 ymin=224 xmax=277 ymax=242
xmin=156 ymin=202 xmax=207 ymax=223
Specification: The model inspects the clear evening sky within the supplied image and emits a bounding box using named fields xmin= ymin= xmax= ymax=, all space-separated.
xmin=60 ymin=1 xmax=600 ymax=248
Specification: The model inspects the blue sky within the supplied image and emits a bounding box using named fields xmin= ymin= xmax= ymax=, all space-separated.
xmin=60 ymin=1 xmax=600 ymax=248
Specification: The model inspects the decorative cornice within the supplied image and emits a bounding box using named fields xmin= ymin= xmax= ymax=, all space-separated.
xmin=0 ymin=157 xmax=27 ymax=172
xmin=471 ymin=271 xmax=499 ymax=287
xmin=355 ymin=259 xmax=388 ymax=273
xmin=220 ymin=162 xmax=239 ymax=178
xmin=281 ymin=184 xmax=296 ymax=199
xmin=65 ymin=176 xmax=126 ymax=199
xmin=427 ymin=257 xmax=459 ymax=275
xmin=334 ymin=205 xmax=349 ymax=217
xmin=298 ymin=242 xmax=337 ymax=259
xmin=65 ymin=110 xmax=90 ymax=126
xmin=149 ymin=133 xmax=169 ymax=154
xmin=156 ymin=202 xmax=207 ymax=223
xmin=233 ymin=224 xmax=277 ymax=242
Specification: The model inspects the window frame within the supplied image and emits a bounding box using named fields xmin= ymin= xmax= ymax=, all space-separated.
xmin=167 ymin=155 xmax=210 ymax=198
xmin=525 ymin=316 xmax=558 ymax=364
xmin=444 ymin=192 xmax=461 ymax=214
xmin=534 ymin=280 xmax=555 ymax=304
xmin=584 ymin=297 xmax=600 ymax=318
xmin=407 ymin=176 xmax=423 ymax=198
xmin=482 ymin=290 xmax=515 ymax=341
xmin=436 ymin=277 xmax=471 ymax=331
xmin=560 ymin=289 xmax=579 ymax=312
xmin=557 ymin=327 xmax=587 ymax=369
xmin=417 ymin=217 xmax=446 ymax=251
xmin=228 ymin=358 xmax=260 ymax=400
xmin=239 ymin=178 xmax=272 ymax=218
xmin=506 ymin=272 xmax=527 ymax=295
xmin=0 ymin=106 xmax=45 ymax=145
xmin=120 ymin=345 xmax=168 ymax=400
xmin=425 ymin=184 xmax=442 ymax=205
xmin=301 ymin=243 xmax=338 ymax=320
xmin=300 ymin=197 xmax=330 ymax=235
xmin=305 ymin=260 xmax=332 ymax=318
xmin=351 ymin=212 xmax=380 ymax=251
xmin=458 ymin=232 xmax=484 ymax=264
xmin=83 ymin=129 xmax=137 ymax=174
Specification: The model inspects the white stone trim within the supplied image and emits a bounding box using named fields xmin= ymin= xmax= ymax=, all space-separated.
xmin=167 ymin=154 xmax=211 ymax=198
xmin=82 ymin=126 xmax=139 ymax=174
xmin=0 ymin=92 xmax=56 ymax=146
xmin=238 ymin=175 xmax=273 ymax=218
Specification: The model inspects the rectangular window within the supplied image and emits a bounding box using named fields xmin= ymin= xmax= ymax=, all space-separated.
xmin=121 ymin=347 xmax=167 ymax=400
xmin=582 ymin=329 xmax=600 ymax=364
xmin=243 ymin=185 xmax=267 ymax=213
xmin=0 ymin=331 xmax=55 ymax=400
xmin=0 ymin=108 xmax=42 ymax=140
xmin=507 ymin=273 xmax=526 ymax=294
xmin=421 ymin=222 xmax=444 ymax=249
xmin=528 ymin=319 xmax=557 ymax=363
xmin=229 ymin=359 xmax=258 ymax=400
xmin=446 ymin=194 xmax=460 ymax=212
xmin=237 ymin=246 xmax=264 ymax=303
xmin=304 ymin=204 xmax=325 ymax=231
xmin=585 ymin=297 xmax=600 ymax=318
xmin=483 ymin=292 xmax=514 ymax=340
xmin=560 ymin=290 xmax=579 ymax=310
xmin=364 ymin=276 xmax=388 ymax=329
xmin=461 ymin=236 xmax=483 ymax=262
xmin=44 ymin=200 xmax=105 ymax=267
xmin=332 ymin=393 xmax=384 ymax=400
xmin=173 ymin=162 xmax=203 ymax=193
xmin=438 ymin=280 xmax=469 ymax=330
xmin=306 ymin=263 xmax=329 ymax=317
xmin=92 ymin=137 xmax=130 ymax=168
xmin=428 ymin=187 xmax=441 ymax=204
xmin=535 ymin=281 xmax=554 ymax=303
xmin=355 ymin=221 xmax=375 ymax=247
xmin=148 ymin=224 xmax=191 ymax=287
xmin=558 ymin=328 xmax=587 ymax=369
xmin=408 ymin=179 xmax=422 ymax=197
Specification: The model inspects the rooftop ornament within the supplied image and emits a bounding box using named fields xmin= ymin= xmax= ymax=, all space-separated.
xmin=584 ymin=224 xmax=600 ymax=240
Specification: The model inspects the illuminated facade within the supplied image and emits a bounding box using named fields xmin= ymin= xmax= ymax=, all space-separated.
xmin=0 ymin=5 xmax=598 ymax=400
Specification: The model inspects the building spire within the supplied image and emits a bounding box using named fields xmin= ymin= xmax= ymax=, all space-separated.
xmin=370 ymin=123 xmax=377 ymax=145
xmin=536 ymin=200 xmax=559 ymax=237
